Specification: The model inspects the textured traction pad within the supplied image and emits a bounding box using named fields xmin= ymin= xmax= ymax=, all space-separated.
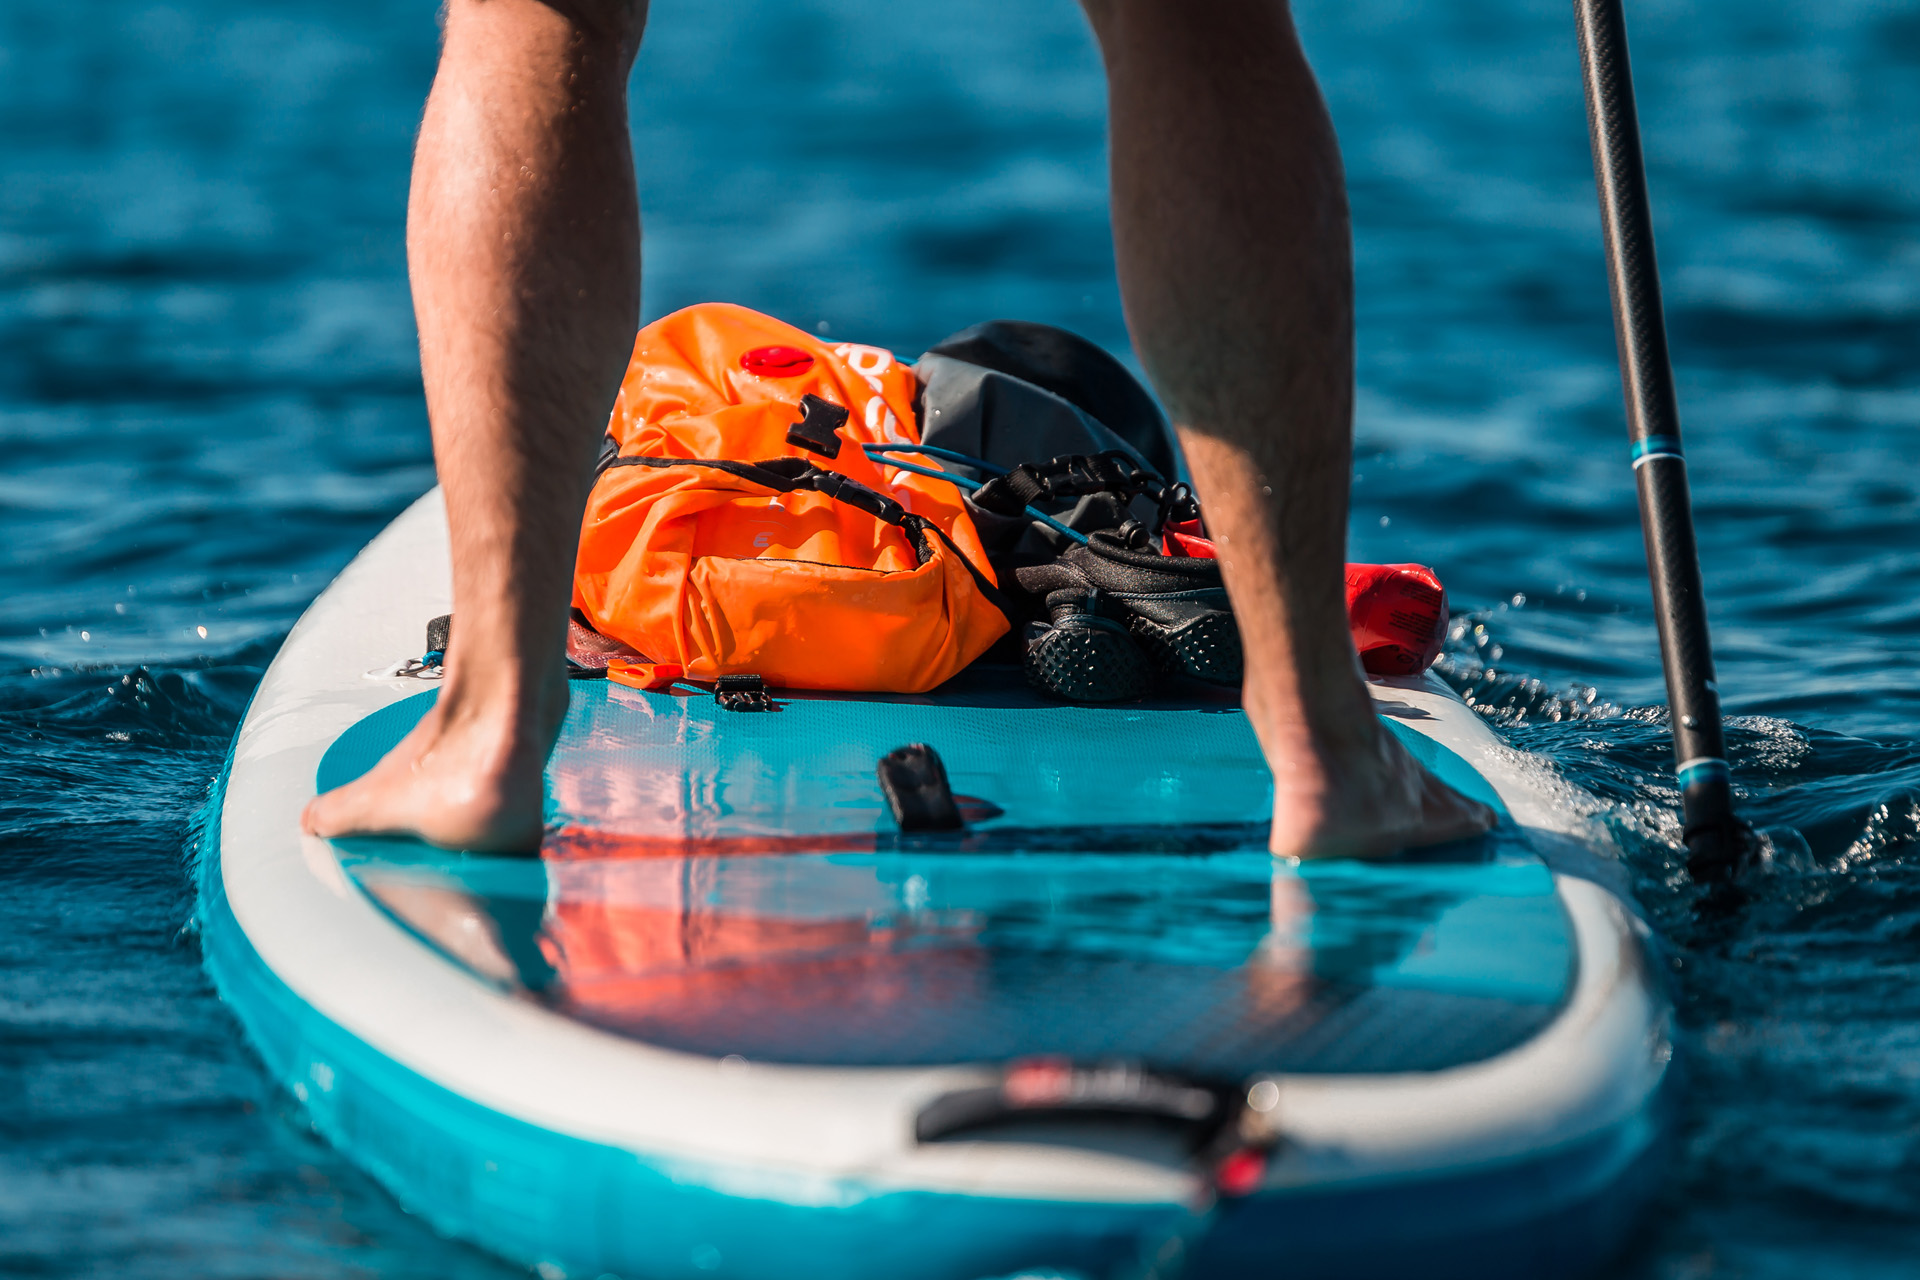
xmin=321 ymin=670 xmax=1568 ymax=1076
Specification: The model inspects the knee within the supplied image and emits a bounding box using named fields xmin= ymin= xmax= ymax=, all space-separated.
xmin=1078 ymin=0 xmax=1292 ymax=45
xmin=443 ymin=0 xmax=648 ymax=63
xmin=547 ymin=0 xmax=648 ymax=53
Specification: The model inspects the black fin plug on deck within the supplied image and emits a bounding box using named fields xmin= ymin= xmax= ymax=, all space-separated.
xmin=877 ymin=743 xmax=964 ymax=832
xmin=785 ymin=394 xmax=850 ymax=459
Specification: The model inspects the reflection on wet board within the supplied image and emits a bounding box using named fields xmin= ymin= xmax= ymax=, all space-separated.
xmin=325 ymin=676 xmax=1570 ymax=1075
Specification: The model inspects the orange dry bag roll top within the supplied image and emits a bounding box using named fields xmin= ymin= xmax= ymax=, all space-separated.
xmin=573 ymin=304 xmax=1010 ymax=693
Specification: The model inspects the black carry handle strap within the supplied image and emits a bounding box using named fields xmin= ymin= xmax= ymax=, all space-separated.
xmin=600 ymin=451 xmax=907 ymax=525
xmin=596 ymin=446 xmax=1011 ymax=620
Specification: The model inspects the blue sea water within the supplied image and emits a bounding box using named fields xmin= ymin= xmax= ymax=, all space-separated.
xmin=2 ymin=0 xmax=1917 ymax=1275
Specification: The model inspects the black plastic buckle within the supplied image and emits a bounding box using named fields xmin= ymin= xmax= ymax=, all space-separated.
xmin=1065 ymin=452 xmax=1131 ymax=494
xmin=1156 ymin=480 xmax=1199 ymax=529
xmin=811 ymin=469 xmax=905 ymax=525
xmin=785 ymin=394 xmax=849 ymax=459
xmin=714 ymin=673 xmax=775 ymax=712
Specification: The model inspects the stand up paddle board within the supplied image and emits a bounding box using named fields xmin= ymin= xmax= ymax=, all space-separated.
xmin=198 ymin=489 xmax=1671 ymax=1280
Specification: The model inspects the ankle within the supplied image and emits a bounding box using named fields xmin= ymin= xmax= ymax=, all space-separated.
xmin=1243 ymin=667 xmax=1381 ymax=769
xmin=433 ymin=665 xmax=569 ymax=759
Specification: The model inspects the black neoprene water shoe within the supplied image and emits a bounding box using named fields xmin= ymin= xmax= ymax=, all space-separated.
xmin=1079 ymin=530 xmax=1242 ymax=687
xmin=1022 ymin=587 xmax=1154 ymax=702
xmin=1015 ymin=529 xmax=1242 ymax=700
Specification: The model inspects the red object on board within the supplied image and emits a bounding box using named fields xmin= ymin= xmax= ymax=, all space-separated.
xmin=1213 ymin=1147 xmax=1270 ymax=1198
xmin=1161 ymin=518 xmax=1446 ymax=676
xmin=1346 ymin=562 xmax=1448 ymax=676
xmin=1161 ymin=518 xmax=1216 ymax=559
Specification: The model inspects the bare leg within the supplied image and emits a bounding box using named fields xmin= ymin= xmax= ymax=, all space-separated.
xmin=303 ymin=0 xmax=644 ymax=851
xmin=1080 ymin=0 xmax=1494 ymax=857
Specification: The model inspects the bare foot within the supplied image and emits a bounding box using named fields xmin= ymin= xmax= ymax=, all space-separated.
xmin=301 ymin=674 xmax=566 ymax=854
xmin=1264 ymin=719 xmax=1497 ymax=860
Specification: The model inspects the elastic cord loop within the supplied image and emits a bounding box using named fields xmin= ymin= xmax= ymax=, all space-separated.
xmin=876 ymin=456 xmax=1088 ymax=545
xmin=863 ymin=442 xmax=1010 ymax=476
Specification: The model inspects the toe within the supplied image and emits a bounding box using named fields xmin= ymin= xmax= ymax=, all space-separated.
xmin=301 ymin=784 xmax=357 ymax=840
xmin=300 ymin=791 xmax=335 ymax=837
xmin=303 ymin=774 xmax=400 ymax=841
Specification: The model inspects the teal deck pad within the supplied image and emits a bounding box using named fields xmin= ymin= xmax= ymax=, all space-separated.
xmin=321 ymin=674 xmax=1572 ymax=1076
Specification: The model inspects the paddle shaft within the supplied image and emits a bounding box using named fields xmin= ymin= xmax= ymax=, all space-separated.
xmin=1573 ymin=0 xmax=1744 ymax=879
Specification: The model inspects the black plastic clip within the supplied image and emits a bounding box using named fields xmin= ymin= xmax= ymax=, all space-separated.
xmin=785 ymin=394 xmax=849 ymax=459
xmin=715 ymin=673 xmax=775 ymax=712
xmin=810 ymin=468 xmax=905 ymax=524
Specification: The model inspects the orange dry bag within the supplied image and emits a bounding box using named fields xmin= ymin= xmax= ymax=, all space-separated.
xmin=573 ymin=304 xmax=1009 ymax=693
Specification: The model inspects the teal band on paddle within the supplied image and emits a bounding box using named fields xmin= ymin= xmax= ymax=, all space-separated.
xmin=1676 ymin=757 xmax=1729 ymax=789
xmin=1630 ymin=435 xmax=1684 ymax=468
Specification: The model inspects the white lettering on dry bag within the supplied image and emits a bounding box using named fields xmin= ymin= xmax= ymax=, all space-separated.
xmin=835 ymin=343 xmax=909 ymax=443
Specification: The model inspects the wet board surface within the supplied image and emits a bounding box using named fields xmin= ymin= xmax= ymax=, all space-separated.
xmin=320 ymin=669 xmax=1576 ymax=1078
xmin=200 ymin=493 xmax=1668 ymax=1280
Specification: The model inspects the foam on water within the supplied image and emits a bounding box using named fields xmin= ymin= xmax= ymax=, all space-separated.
xmin=5 ymin=0 xmax=1919 ymax=1276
